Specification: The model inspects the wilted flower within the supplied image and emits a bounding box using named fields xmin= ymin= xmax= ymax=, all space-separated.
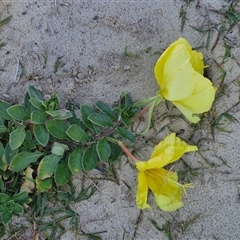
xmin=154 ymin=37 xmax=216 ymax=123
xmin=136 ymin=133 xmax=197 ymax=212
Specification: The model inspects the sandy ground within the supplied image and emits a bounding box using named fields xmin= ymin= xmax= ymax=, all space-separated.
xmin=1 ymin=0 xmax=240 ymax=239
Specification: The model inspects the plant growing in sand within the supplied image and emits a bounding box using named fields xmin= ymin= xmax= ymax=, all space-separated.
xmin=0 ymin=38 xmax=216 ymax=239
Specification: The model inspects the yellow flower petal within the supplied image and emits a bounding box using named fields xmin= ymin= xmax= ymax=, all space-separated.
xmin=154 ymin=194 xmax=183 ymax=212
xmin=177 ymin=38 xmax=204 ymax=74
xmin=151 ymin=133 xmax=198 ymax=164
xmin=164 ymin=38 xmax=204 ymax=74
xmin=136 ymin=146 xmax=174 ymax=171
xmin=146 ymin=168 xmax=179 ymax=195
xmin=145 ymin=168 xmax=168 ymax=194
xmin=136 ymin=171 xmax=151 ymax=209
xmin=172 ymin=73 xmax=216 ymax=123
xmin=146 ymin=168 xmax=183 ymax=211
xmin=155 ymin=44 xmax=196 ymax=101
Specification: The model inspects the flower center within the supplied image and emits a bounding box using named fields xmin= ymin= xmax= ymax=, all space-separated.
xmin=146 ymin=168 xmax=193 ymax=195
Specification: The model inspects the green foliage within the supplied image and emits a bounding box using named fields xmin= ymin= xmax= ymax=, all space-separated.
xmin=150 ymin=219 xmax=173 ymax=240
xmin=10 ymin=151 xmax=43 ymax=172
xmin=0 ymin=191 xmax=31 ymax=225
xmin=33 ymin=124 xmax=49 ymax=146
xmin=9 ymin=126 xmax=26 ymax=150
xmin=0 ymin=85 xmax=140 ymax=227
xmin=68 ymin=146 xmax=83 ymax=173
xmin=0 ymin=15 xmax=12 ymax=27
xmin=178 ymin=160 xmax=199 ymax=183
xmin=45 ymin=119 xmax=70 ymax=139
xmin=123 ymin=46 xmax=139 ymax=58
xmin=0 ymin=100 xmax=12 ymax=120
xmin=82 ymin=144 xmax=99 ymax=171
xmin=66 ymin=124 xmax=89 ymax=142
xmin=97 ymin=138 xmax=111 ymax=161
xmin=37 ymin=154 xmax=62 ymax=180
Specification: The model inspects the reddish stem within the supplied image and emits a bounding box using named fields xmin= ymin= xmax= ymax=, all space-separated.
xmin=133 ymin=102 xmax=152 ymax=121
xmin=118 ymin=141 xmax=138 ymax=162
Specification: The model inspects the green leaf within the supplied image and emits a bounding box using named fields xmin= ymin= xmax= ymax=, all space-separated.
xmin=0 ymin=224 xmax=5 ymax=238
xmin=29 ymin=98 xmax=46 ymax=110
xmin=0 ymin=142 xmax=7 ymax=171
xmin=51 ymin=142 xmax=69 ymax=156
xmin=9 ymin=126 xmax=26 ymax=150
xmin=37 ymin=154 xmax=62 ymax=180
xmin=36 ymin=177 xmax=52 ymax=192
xmin=66 ymin=124 xmax=89 ymax=142
xmin=4 ymin=143 xmax=18 ymax=165
xmin=88 ymin=113 xmax=113 ymax=127
xmin=54 ymin=160 xmax=72 ymax=186
xmin=45 ymin=109 xmax=73 ymax=120
xmin=96 ymin=138 xmax=111 ymax=161
xmin=122 ymin=93 xmax=133 ymax=111
xmin=0 ymin=178 xmax=6 ymax=193
xmin=0 ymin=15 xmax=12 ymax=27
xmin=24 ymin=130 xmax=32 ymax=142
xmin=24 ymin=92 xmax=37 ymax=113
xmin=46 ymin=93 xmax=59 ymax=110
xmin=10 ymin=151 xmax=43 ymax=172
xmin=2 ymin=211 xmax=12 ymax=225
xmin=0 ymin=116 xmax=5 ymax=125
xmin=133 ymin=95 xmax=159 ymax=107
xmin=23 ymin=130 xmax=36 ymax=149
xmin=33 ymin=124 xmax=49 ymax=147
xmin=3 ymin=170 xmax=11 ymax=180
xmin=133 ymin=95 xmax=163 ymax=135
xmin=45 ymin=119 xmax=69 ymax=140
xmin=0 ymin=100 xmax=12 ymax=120
xmin=108 ymin=142 xmax=122 ymax=163
xmin=28 ymin=85 xmax=43 ymax=101
xmin=0 ymin=125 xmax=7 ymax=134
xmin=0 ymin=205 xmax=6 ymax=213
xmin=13 ymin=203 xmax=23 ymax=214
xmin=7 ymin=105 xmax=30 ymax=121
xmin=23 ymin=141 xmax=36 ymax=150
xmin=31 ymin=110 xmax=46 ymax=124
xmin=11 ymin=191 xmax=28 ymax=203
xmin=80 ymin=105 xmax=96 ymax=132
xmin=117 ymin=127 xmax=135 ymax=143
xmin=95 ymin=101 xmax=118 ymax=120
xmin=4 ymin=200 xmax=14 ymax=213
xmin=121 ymin=113 xmax=132 ymax=127
xmin=0 ymin=193 xmax=10 ymax=203
xmin=129 ymin=106 xmax=140 ymax=117
xmin=82 ymin=144 xmax=99 ymax=171
xmin=68 ymin=146 xmax=83 ymax=174
xmin=142 ymin=95 xmax=162 ymax=135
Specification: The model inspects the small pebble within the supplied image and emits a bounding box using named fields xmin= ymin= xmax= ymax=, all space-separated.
xmin=72 ymin=70 xmax=78 ymax=76
xmin=123 ymin=65 xmax=130 ymax=71
xmin=114 ymin=64 xmax=121 ymax=71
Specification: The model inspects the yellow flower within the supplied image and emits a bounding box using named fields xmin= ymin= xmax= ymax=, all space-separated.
xmin=154 ymin=38 xmax=216 ymax=123
xmin=136 ymin=133 xmax=198 ymax=212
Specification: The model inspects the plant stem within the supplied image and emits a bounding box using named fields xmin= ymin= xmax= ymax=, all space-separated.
xmin=107 ymin=137 xmax=138 ymax=163
xmin=118 ymin=141 xmax=138 ymax=163
xmin=133 ymin=102 xmax=152 ymax=121
xmin=95 ymin=120 xmax=122 ymax=141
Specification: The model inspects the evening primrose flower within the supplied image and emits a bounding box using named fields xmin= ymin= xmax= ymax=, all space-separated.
xmin=154 ymin=37 xmax=216 ymax=123
xmin=136 ymin=133 xmax=197 ymax=212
